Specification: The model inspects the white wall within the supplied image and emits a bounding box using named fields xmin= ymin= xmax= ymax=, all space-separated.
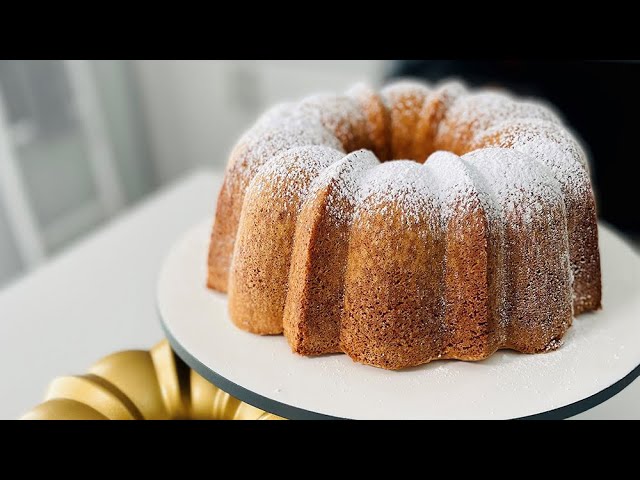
xmin=0 ymin=201 xmax=22 ymax=286
xmin=132 ymin=60 xmax=387 ymax=184
xmin=0 ymin=60 xmax=155 ymax=288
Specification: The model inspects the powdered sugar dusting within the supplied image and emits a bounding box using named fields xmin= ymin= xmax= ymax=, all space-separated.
xmin=248 ymin=145 xmax=345 ymax=211
xmin=227 ymin=116 xmax=343 ymax=189
xmin=423 ymin=151 xmax=480 ymax=222
xmin=228 ymin=80 xmax=587 ymax=232
xmin=433 ymin=78 xmax=468 ymax=99
xmin=229 ymin=79 xmax=586 ymax=248
xmin=381 ymin=80 xmax=432 ymax=103
xmin=227 ymin=93 xmax=373 ymax=191
xmin=380 ymin=80 xmax=432 ymax=117
xmin=461 ymin=147 xmax=564 ymax=225
xmin=309 ymin=149 xmax=380 ymax=224
xmin=474 ymin=118 xmax=591 ymax=197
xmin=438 ymin=90 xmax=562 ymax=148
xmin=314 ymin=150 xmax=482 ymax=232
xmin=298 ymin=94 xmax=363 ymax=127
xmin=460 ymin=148 xmax=572 ymax=337
xmin=356 ymin=160 xmax=440 ymax=228
xmin=470 ymin=119 xmax=593 ymax=309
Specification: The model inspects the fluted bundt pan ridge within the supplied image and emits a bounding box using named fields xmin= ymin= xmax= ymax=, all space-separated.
xmin=23 ymin=340 xmax=283 ymax=420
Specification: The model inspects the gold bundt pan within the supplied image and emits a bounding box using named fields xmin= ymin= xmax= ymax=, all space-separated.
xmin=22 ymin=340 xmax=284 ymax=420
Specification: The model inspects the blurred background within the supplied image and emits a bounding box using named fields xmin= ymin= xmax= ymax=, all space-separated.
xmin=0 ymin=60 xmax=637 ymax=288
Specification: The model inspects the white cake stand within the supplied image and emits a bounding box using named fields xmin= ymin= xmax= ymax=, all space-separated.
xmin=157 ymin=219 xmax=640 ymax=419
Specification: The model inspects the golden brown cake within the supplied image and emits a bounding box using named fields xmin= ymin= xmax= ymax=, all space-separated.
xmin=207 ymin=79 xmax=602 ymax=370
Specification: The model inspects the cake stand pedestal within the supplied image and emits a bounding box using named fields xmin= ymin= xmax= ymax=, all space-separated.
xmin=157 ymin=220 xmax=640 ymax=420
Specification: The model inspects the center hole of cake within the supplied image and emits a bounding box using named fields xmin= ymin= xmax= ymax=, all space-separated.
xmin=376 ymin=148 xmax=440 ymax=164
xmin=358 ymin=140 xmax=457 ymax=164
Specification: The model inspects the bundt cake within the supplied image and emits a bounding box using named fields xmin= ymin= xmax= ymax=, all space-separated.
xmin=207 ymin=79 xmax=601 ymax=370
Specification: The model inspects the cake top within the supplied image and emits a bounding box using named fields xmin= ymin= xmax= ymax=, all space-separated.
xmin=234 ymin=80 xmax=587 ymax=230
xmin=463 ymin=147 xmax=564 ymax=225
xmin=474 ymin=119 xmax=590 ymax=196
xmin=443 ymin=91 xmax=561 ymax=129
xmin=250 ymin=145 xmax=345 ymax=211
xmin=311 ymin=149 xmax=380 ymax=224
xmin=381 ymin=79 xmax=432 ymax=105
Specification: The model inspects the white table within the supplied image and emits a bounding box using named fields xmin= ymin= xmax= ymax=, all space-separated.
xmin=0 ymin=170 xmax=638 ymax=420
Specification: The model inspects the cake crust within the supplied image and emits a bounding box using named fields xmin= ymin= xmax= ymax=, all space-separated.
xmin=206 ymin=80 xmax=602 ymax=370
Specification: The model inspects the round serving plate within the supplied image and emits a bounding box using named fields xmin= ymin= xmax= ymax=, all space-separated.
xmin=157 ymin=219 xmax=640 ymax=419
